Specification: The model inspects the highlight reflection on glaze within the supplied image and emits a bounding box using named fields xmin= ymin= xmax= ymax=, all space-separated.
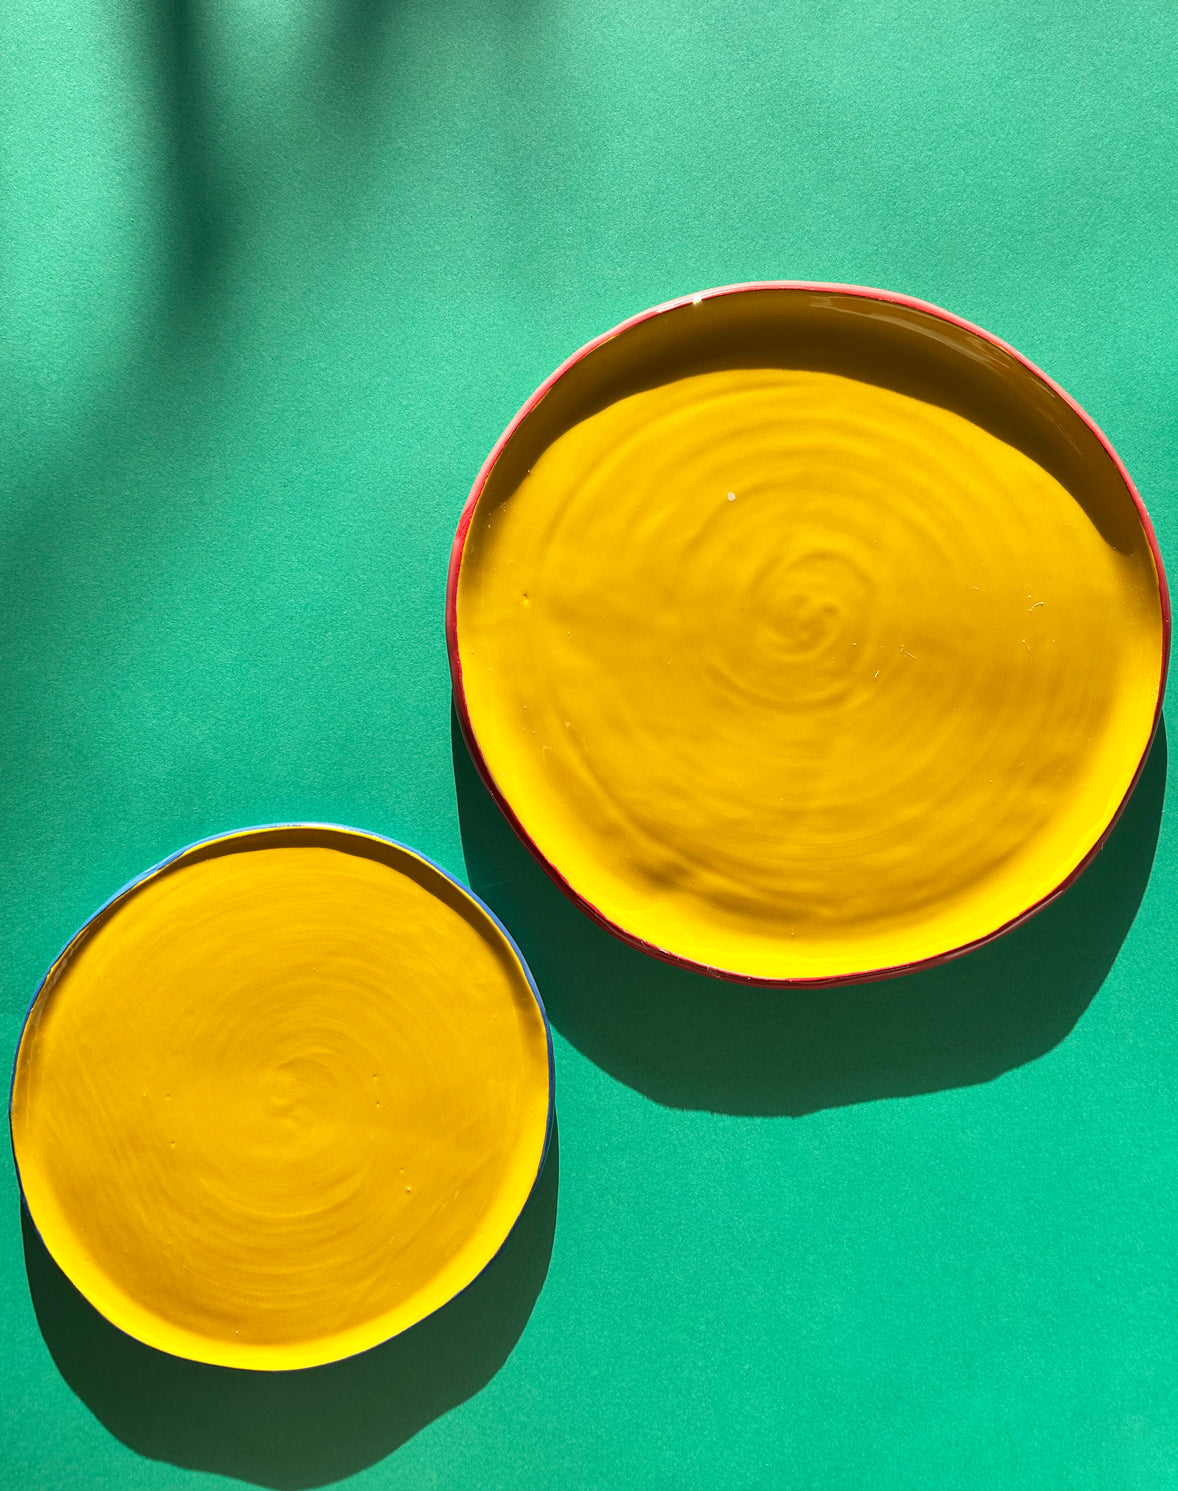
xmin=457 ymin=368 xmax=1163 ymax=981
xmin=11 ymin=830 xmax=552 ymax=1371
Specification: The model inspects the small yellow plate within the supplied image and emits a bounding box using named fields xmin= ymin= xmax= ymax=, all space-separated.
xmin=11 ymin=825 xmax=553 ymax=1370
xmin=449 ymin=283 xmax=1169 ymax=985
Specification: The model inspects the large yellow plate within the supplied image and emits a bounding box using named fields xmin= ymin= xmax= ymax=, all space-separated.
xmin=449 ymin=284 xmax=1169 ymax=985
xmin=10 ymin=826 xmax=553 ymax=1370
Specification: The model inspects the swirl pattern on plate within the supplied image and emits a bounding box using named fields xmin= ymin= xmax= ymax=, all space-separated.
xmin=11 ymin=830 xmax=552 ymax=1369
xmin=457 ymin=368 xmax=1163 ymax=980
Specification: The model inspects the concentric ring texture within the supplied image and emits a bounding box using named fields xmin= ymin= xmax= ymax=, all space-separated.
xmin=10 ymin=827 xmax=552 ymax=1370
xmin=454 ymin=289 xmax=1166 ymax=983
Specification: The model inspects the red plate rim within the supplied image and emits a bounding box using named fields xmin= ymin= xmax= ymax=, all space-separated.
xmin=446 ymin=280 xmax=1172 ymax=990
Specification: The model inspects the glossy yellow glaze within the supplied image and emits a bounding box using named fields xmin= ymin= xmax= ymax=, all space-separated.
xmin=11 ymin=832 xmax=551 ymax=1369
xmin=458 ymin=368 xmax=1164 ymax=980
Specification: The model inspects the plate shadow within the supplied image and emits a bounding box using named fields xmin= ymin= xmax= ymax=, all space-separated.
xmin=22 ymin=1120 xmax=559 ymax=1489
xmin=453 ymin=706 xmax=1167 ymax=1116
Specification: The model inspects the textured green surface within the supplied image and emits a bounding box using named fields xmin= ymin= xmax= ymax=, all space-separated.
xmin=3 ymin=3 xmax=1177 ymax=1487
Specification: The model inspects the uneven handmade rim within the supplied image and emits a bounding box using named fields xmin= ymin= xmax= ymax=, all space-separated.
xmin=446 ymin=280 xmax=1172 ymax=989
xmin=9 ymin=823 xmax=555 ymax=1370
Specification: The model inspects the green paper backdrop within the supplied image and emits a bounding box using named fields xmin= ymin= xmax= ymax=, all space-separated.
xmin=3 ymin=3 xmax=1177 ymax=1487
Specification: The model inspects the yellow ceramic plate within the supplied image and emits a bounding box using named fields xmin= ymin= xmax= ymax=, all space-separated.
xmin=11 ymin=825 xmax=553 ymax=1370
xmin=448 ymin=283 xmax=1169 ymax=986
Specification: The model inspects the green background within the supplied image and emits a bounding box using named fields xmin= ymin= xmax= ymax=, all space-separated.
xmin=3 ymin=2 xmax=1177 ymax=1487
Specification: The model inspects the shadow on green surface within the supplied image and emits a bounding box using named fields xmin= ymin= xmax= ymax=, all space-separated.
xmin=23 ymin=1122 xmax=558 ymax=1489
xmin=454 ymin=706 xmax=1167 ymax=1115
xmin=150 ymin=0 xmax=226 ymax=306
